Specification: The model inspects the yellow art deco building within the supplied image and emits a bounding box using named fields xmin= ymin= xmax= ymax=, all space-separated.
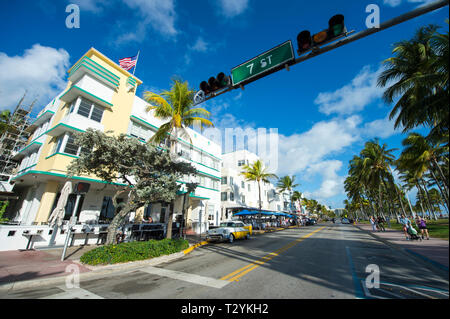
xmin=2 ymin=48 xmax=222 ymax=248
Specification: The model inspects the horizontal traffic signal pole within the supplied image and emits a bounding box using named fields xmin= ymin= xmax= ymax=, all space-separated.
xmin=197 ymin=0 xmax=449 ymax=104
xmin=293 ymin=0 xmax=449 ymax=65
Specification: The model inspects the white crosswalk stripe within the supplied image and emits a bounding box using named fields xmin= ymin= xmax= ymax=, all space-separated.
xmin=42 ymin=285 xmax=104 ymax=299
xmin=140 ymin=266 xmax=230 ymax=289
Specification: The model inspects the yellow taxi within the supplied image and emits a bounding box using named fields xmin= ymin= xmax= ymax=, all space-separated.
xmin=206 ymin=221 xmax=252 ymax=243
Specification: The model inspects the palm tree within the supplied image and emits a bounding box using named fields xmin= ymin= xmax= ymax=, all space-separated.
xmin=241 ymin=160 xmax=277 ymax=218
xmin=276 ymin=175 xmax=299 ymax=213
xmin=0 ymin=110 xmax=11 ymax=136
xmin=377 ymin=25 xmax=449 ymax=135
xmin=143 ymin=78 xmax=214 ymax=239
xmin=144 ymin=78 xmax=213 ymax=152
xmin=397 ymin=132 xmax=449 ymax=211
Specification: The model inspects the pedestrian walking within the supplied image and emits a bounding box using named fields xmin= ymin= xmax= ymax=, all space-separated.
xmin=400 ymin=214 xmax=411 ymax=240
xmin=377 ymin=216 xmax=386 ymax=232
xmin=369 ymin=216 xmax=377 ymax=231
xmin=386 ymin=216 xmax=391 ymax=228
xmin=416 ymin=216 xmax=430 ymax=240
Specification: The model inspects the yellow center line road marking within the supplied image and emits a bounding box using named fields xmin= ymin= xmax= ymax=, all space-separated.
xmin=221 ymin=226 xmax=326 ymax=282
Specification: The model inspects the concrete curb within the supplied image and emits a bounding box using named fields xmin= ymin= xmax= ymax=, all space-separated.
xmin=353 ymin=224 xmax=449 ymax=273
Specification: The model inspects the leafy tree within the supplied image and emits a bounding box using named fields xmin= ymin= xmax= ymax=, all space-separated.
xmin=67 ymin=129 xmax=197 ymax=244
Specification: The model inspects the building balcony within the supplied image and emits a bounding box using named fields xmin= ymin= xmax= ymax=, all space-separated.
xmin=11 ymin=141 xmax=42 ymax=160
xmin=45 ymin=113 xmax=103 ymax=137
xmin=60 ymin=85 xmax=113 ymax=109
xmin=68 ymin=56 xmax=120 ymax=90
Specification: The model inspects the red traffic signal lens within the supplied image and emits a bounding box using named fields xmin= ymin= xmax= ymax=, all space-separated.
xmin=200 ymin=81 xmax=210 ymax=94
xmin=297 ymin=30 xmax=312 ymax=52
xmin=208 ymin=77 xmax=219 ymax=91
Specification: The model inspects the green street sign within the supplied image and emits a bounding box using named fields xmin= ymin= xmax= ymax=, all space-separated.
xmin=231 ymin=40 xmax=295 ymax=87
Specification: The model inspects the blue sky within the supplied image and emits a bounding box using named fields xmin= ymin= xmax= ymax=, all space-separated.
xmin=0 ymin=0 xmax=448 ymax=209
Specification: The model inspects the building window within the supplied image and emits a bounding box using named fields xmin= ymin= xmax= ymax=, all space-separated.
xmin=230 ymin=176 xmax=234 ymax=186
xmin=221 ymin=177 xmax=227 ymax=185
xmin=241 ymin=195 xmax=245 ymax=203
xmin=221 ymin=192 xmax=227 ymax=201
xmin=238 ymin=160 xmax=245 ymax=166
xmin=230 ymin=192 xmax=234 ymax=201
xmin=77 ymin=98 xmax=104 ymax=123
xmin=248 ymin=184 xmax=251 ymax=192
xmin=51 ymin=135 xmax=64 ymax=155
xmin=64 ymin=134 xmax=80 ymax=155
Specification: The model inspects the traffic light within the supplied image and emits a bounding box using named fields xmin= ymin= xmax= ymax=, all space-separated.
xmin=74 ymin=182 xmax=90 ymax=194
xmin=296 ymin=14 xmax=346 ymax=55
xmin=199 ymin=72 xmax=230 ymax=96
xmin=328 ymin=14 xmax=346 ymax=40
xmin=297 ymin=30 xmax=312 ymax=54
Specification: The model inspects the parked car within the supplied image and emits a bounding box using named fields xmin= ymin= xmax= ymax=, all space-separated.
xmin=341 ymin=218 xmax=350 ymax=224
xmin=206 ymin=221 xmax=252 ymax=243
xmin=305 ymin=218 xmax=317 ymax=226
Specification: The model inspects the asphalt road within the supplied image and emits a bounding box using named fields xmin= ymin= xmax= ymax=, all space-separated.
xmin=1 ymin=222 xmax=448 ymax=299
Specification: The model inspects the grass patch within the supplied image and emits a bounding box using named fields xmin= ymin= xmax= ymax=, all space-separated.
xmin=388 ymin=219 xmax=449 ymax=240
xmin=80 ymin=238 xmax=190 ymax=266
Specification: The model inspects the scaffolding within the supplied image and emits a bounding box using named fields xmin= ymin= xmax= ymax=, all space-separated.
xmin=0 ymin=94 xmax=35 ymax=183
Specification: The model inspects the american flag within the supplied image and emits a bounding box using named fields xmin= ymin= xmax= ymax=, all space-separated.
xmin=119 ymin=55 xmax=138 ymax=71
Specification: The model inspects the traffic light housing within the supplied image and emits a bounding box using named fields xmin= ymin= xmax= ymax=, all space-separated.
xmin=74 ymin=182 xmax=90 ymax=194
xmin=297 ymin=14 xmax=346 ymax=55
xmin=328 ymin=14 xmax=345 ymax=39
xmin=297 ymin=30 xmax=312 ymax=54
xmin=199 ymin=72 xmax=230 ymax=96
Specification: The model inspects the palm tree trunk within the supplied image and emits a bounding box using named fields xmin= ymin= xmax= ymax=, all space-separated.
xmin=420 ymin=179 xmax=438 ymax=220
xmin=432 ymin=157 xmax=449 ymax=191
xmin=430 ymin=162 xmax=449 ymax=211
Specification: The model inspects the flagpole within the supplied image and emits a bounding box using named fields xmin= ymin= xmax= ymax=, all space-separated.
xmin=132 ymin=50 xmax=140 ymax=76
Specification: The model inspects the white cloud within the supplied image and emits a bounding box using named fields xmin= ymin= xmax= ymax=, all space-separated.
xmin=0 ymin=44 xmax=70 ymax=111
xmin=76 ymin=0 xmax=178 ymax=45
xmin=190 ymin=37 xmax=209 ymax=53
xmin=314 ymin=65 xmax=384 ymax=116
xmin=363 ymin=115 xmax=402 ymax=139
xmin=277 ymin=115 xmax=361 ymax=176
xmin=71 ymin=0 xmax=108 ymax=12
xmin=305 ymin=160 xmax=345 ymax=200
xmin=122 ymin=0 xmax=177 ymax=38
xmin=218 ymin=0 xmax=250 ymax=17
xmin=383 ymin=0 xmax=436 ymax=7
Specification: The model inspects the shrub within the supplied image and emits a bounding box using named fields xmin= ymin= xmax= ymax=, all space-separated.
xmin=80 ymin=238 xmax=189 ymax=265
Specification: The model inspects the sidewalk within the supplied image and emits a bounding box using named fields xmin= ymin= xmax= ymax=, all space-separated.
xmin=355 ymin=223 xmax=449 ymax=270
xmin=0 ymin=233 xmax=215 ymax=287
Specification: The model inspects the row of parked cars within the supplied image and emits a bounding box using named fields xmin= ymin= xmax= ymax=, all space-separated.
xmin=206 ymin=217 xmax=320 ymax=243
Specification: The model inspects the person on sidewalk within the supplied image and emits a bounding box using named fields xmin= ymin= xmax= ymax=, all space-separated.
xmin=416 ymin=216 xmax=430 ymax=240
xmin=369 ymin=216 xmax=377 ymax=231
xmin=400 ymin=215 xmax=412 ymax=240
xmin=377 ymin=216 xmax=386 ymax=232
xmin=386 ymin=216 xmax=391 ymax=228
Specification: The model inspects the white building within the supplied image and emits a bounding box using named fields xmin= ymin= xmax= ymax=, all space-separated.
xmin=220 ymin=150 xmax=296 ymax=221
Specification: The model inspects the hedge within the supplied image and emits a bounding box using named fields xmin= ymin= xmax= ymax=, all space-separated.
xmin=80 ymin=238 xmax=190 ymax=265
